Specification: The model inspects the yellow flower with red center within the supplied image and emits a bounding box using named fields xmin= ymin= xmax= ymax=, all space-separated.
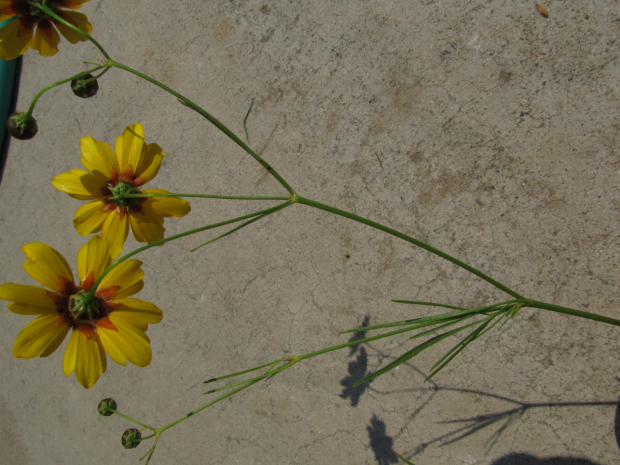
xmin=0 ymin=235 xmax=163 ymax=389
xmin=52 ymin=124 xmax=191 ymax=258
xmin=0 ymin=0 xmax=92 ymax=60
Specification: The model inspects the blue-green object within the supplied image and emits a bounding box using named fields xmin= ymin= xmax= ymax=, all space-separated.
xmin=0 ymin=18 xmax=19 ymax=150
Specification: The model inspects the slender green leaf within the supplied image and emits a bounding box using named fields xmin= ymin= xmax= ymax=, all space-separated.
xmin=396 ymin=453 xmax=415 ymax=465
xmin=353 ymin=318 xmax=486 ymax=386
xmin=204 ymin=359 xmax=282 ymax=384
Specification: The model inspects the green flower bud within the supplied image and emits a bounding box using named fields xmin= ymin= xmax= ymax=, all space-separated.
xmin=121 ymin=428 xmax=142 ymax=449
xmin=97 ymin=398 xmax=117 ymax=417
xmin=71 ymin=73 xmax=99 ymax=99
xmin=6 ymin=112 xmax=38 ymax=140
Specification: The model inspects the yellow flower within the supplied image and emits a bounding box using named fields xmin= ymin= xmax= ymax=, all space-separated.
xmin=52 ymin=123 xmax=191 ymax=258
xmin=0 ymin=235 xmax=163 ymax=389
xmin=0 ymin=0 xmax=92 ymax=60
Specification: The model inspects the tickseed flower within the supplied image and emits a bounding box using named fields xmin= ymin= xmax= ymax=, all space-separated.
xmin=52 ymin=123 xmax=191 ymax=258
xmin=0 ymin=235 xmax=163 ymax=389
xmin=0 ymin=0 xmax=92 ymax=61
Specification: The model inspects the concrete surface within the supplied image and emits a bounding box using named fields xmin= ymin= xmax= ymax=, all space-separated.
xmin=1 ymin=0 xmax=620 ymax=464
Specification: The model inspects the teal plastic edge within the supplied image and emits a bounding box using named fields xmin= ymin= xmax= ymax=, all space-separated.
xmin=0 ymin=18 xmax=19 ymax=150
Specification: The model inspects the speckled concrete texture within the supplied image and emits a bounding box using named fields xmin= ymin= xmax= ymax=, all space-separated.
xmin=1 ymin=1 xmax=620 ymax=464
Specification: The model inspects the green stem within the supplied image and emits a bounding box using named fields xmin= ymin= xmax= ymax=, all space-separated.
xmin=83 ymin=202 xmax=291 ymax=301
xmin=37 ymin=5 xmax=112 ymax=60
xmin=111 ymin=193 xmax=290 ymax=201
xmin=157 ymin=379 xmax=261 ymax=434
xmin=25 ymin=66 xmax=105 ymax=118
xmin=529 ymin=300 xmax=620 ymax=326
xmin=296 ymin=196 xmax=524 ymax=299
xmin=107 ymin=60 xmax=296 ymax=196
xmin=108 ymin=409 xmax=151 ymax=429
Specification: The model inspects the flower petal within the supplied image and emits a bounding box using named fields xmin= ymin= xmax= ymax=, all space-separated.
xmin=79 ymin=136 xmax=118 ymax=182
xmin=111 ymin=298 xmax=163 ymax=330
xmin=63 ymin=328 xmax=107 ymax=389
xmin=115 ymin=124 xmax=146 ymax=174
xmin=77 ymin=235 xmax=112 ymax=283
xmin=143 ymin=189 xmax=191 ymax=218
xmin=134 ymin=143 xmax=164 ymax=184
xmin=21 ymin=243 xmax=73 ymax=292
xmin=129 ymin=212 xmax=165 ymax=245
xmin=52 ymin=169 xmax=106 ymax=200
xmin=73 ymin=200 xmax=108 ymax=236
xmin=31 ymin=22 xmax=60 ymax=57
xmin=13 ymin=314 xmax=70 ymax=359
xmin=0 ymin=2 xmax=16 ymax=22
xmin=0 ymin=283 xmax=57 ymax=309
xmin=0 ymin=18 xmax=33 ymax=60
xmin=99 ymin=317 xmax=152 ymax=367
xmin=54 ymin=10 xmax=91 ymax=44
xmin=98 ymin=259 xmax=143 ymax=299
xmin=101 ymin=211 xmax=129 ymax=259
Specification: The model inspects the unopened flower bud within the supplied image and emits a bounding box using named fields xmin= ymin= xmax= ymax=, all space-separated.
xmin=6 ymin=112 xmax=38 ymax=140
xmin=121 ymin=428 xmax=142 ymax=449
xmin=71 ymin=73 xmax=99 ymax=99
xmin=97 ymin=398 xmax=117 ymax=416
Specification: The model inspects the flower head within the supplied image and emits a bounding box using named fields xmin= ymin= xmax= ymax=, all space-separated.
xmin=52 ymin=124 xmax=191 ymax=258
xmin=0 ymin=0 xmax=92 ymax=61
xmin=0 ymin=235 xmax=163 ymax=389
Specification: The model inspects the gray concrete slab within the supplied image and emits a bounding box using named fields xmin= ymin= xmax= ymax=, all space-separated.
xmin=1 ymin=0 xmax=619 ymax=464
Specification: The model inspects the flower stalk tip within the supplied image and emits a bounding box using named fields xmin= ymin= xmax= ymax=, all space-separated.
xmin=71 ymin=73 xmax=99 ymax=99
xmin=6 ymin=112 xmax=38 ymax=140
xmin=98 ymin=398 xmax=117 ymax=417
xmin=121 ymin=428 xmax=142 ymax=449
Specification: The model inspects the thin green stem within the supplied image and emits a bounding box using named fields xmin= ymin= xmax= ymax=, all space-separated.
xmin=111 ymin=193 xmax=290 ymax=201
xmin=108 ymin=409 xmax=151 ymax=429
xmin=25 ymin=66 xmax=105 ymax=118
xmin=83 ymin=202 xmax=291 ymax=302
xmin=191 ymin=208 xmax=281 ymax=252
xmin=296 ymin=196 xmax=524 ymax=299
xmin=107 ymin=60 xmax=295 ymax=195
xmin=37 ymin=5 xmax=111 ymax=60
xmin=529 ymin=300 xmax=620 ymax=326
xmin=157 ymin=379 xmax=261 ymax=434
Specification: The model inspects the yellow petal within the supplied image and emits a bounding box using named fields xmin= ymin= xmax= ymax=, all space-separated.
xmin=1 ymin=282 xmax=58 ymax=315
xmin=31 ymin=24 xmax=60 ymax=57
xmin=0 ymin=283 xmax=56 ymax=307
xmin=129 ymin=212 xmax=165 ymax=245
xmin=63 ymin=329 xmax=107 ymax=389
xmin=143 ymin=189 xmax=191 ymax=218
xmin=100 ymin=317 xmax=152 ymax=367
xmin=112 ymin=298 xmax=163 ymax=330
xmin=79 ymin=136 xmax=118 ymax=182
xmin=77 ymin=235 xmax=112 ymax=283
xmin=60 ymin=0 xmax=91 ymax=9
xmin=52 ymin=169 xmax=106 ymax=200
xmin=73 ymin=200 xmax=108 ymax=236
xmin=12 ymin=314 xmax=70 ymax=359
xmin=0 ymin=2 xmax=14 ymax=22
xmin=135 ymin=143 xmax=164 ymax=184
xmin=101 ymin=211 xmax=129 ymax=259
xmin=0 ymin=19 xmax=33 ymax=60
xmin=115 ymin=124 xmax=146 ymax=174
xmin=21 ymin=243 xmax=73 ymax=292
xmin=55 ymin=11 xmax=91 ymax=44
xmin=98 ymin=259 xmax=143 ymax=299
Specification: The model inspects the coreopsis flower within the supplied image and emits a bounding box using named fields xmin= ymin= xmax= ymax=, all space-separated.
xmin=0 ymin=0 xmax=92 ymax=61
xmin=52 ymin=123 xmax=191 ymax=258
xmin=0 ymin=235 xmax=163 ymax=389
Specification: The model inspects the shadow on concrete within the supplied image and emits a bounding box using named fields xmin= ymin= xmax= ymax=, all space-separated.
xmin=339 ymin=315 xmax=372 ymax=406
xmin=363 ymin=344 xmax=619 ymax=461
xmin=367 ymin=414 xmax=399 ymax=465
xmin=489 ymin=453 xmax=602 ymax=465
xmin=347 ymin=315 xmax=370 ymax=356
xmin=340 ymin=346 xmax=372 ymax=406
